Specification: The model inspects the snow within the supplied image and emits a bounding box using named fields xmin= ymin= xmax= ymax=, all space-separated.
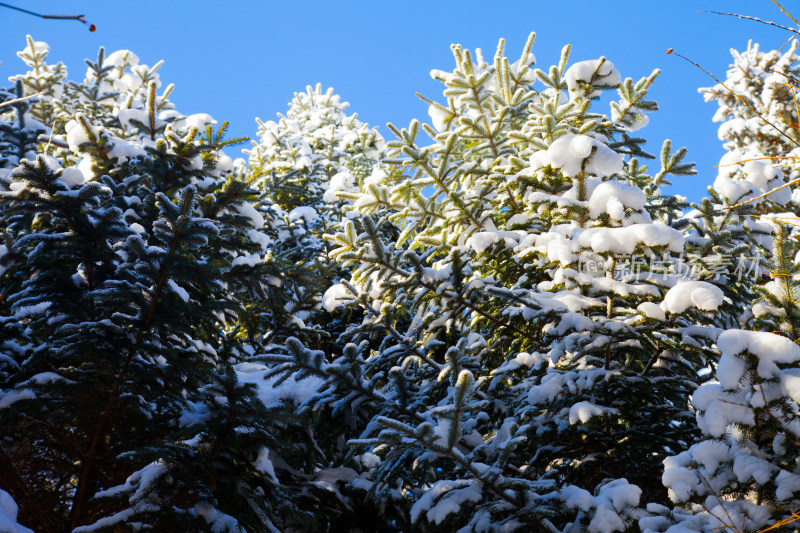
xmin=231 ymin=253 xmax=262 ymax=268
xmin=577 ymin=223 xmax=684 ymax=255
xmin=637 ymin=302 xmax=665 ymax=321
xmin=782 ymin=369 xmax=800 ymax=404
xmin=715 ymin=351 xmax=747 ymax=390
xmin=253 ymin=447 xmax=279 ymax=484
xmin=588 ymin=479 xmax=642 ymax=533
xmin=13 ymin=301 xmax=51 ymax=319
xmin=561 ymin=485 xmax=594 ymax=511
xmin=247 ymin=229 xmax=271 ymax=251
xmin=545 ymin=134 xmax=623 ymax=177
xmin=357 ymin=452 xmax=381 ymax=469
xmin=0 ymin=489 xmax=33 ymax=533
xmin=65 ymin=118 xmax=93 ymax=154
xmin=733 ymin=454 xmax=775 ymax=485
xmin=177 ymin=113 xmax=217 ymax=132
xmin=409 ymin=479 xmax=482 ymax=525
xmin=692 ymin=384 xmax=755 ymax=437
xmin=0 ymin=389 xmax=35 ymax=410
xmin=323 ymin=171 xmax=356 ymax=203
xmin=27 ymin=372 xmax=75 ymax=385
xmin=288 ymin=206 xmax=318 ymax=224
xmin=565 ymin=58 xmax=621 ymax=99
xmin=322 ymin=283 xmax=353 ymax=312
xmin=588 ymin=181 xmax=650 ymax=223
xmin=717 ymin=329 xmax=800 ymax=381
xmin=117 ymin=108 xmax=149 ymax=130
xmin=422 ymin=264 xmax=452 ymax=282
xmin=235 ymin=362 xmax=323 ymax=408
xmin=167 ymin=279 xmax=190 ymax=302
xmin=18 ymin=38 xmax=49 ymax=58
xmin=660 ymin=281 xmax=724 ymax=314
xmin=428 ymin=104 xmax=451 ymax=132
xmin=568 ymin=401 xmax=614 ymax=424
xmin=72 ymin=508 xmax=143 ymax=533
xmin=195 ymin=502 xmax=243 ymax=533
xmin=466 ymin=231 xmax=521 ymax=254
xmin=103 ymin=49 xmax=139 ymax=68
xmin=775 ymin=469 xmax=800 ymax=500
xmin=234 ymin=202 xmax=264 ymax=229
xmin=60 ymin=167 xmax=86 ymax=188
xmin=688 ymin=440 xmax=730 ymax=475
xmin=556 ymin=312 xmax=594 ymax=335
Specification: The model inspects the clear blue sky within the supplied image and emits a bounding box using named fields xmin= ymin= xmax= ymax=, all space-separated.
xmin=0 ymin=1 xmax=794 ymax=201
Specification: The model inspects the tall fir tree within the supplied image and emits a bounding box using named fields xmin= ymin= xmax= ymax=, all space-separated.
xmin=242 ymin=83 xmax=389 ymax=348
xmin=649 ymin=36 xmax=800 ymax=533
xmin=257 ymin=33 xmax=723 ymax=532
xmin=0 ymin=39 xmax=321 ymax=532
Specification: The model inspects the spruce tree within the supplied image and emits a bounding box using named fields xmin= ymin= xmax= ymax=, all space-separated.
xmin=242 ymin=84 xmax=388 ymax=346
xmin=0 ymin=39 xmax=313 ymax=532
xmin=648 ymin=37 xmax=800 ymax=533
xmin=238 ymin=85 xmax=412 ymax=531
xmin=260 ymin=33 xmax=714 ymax=532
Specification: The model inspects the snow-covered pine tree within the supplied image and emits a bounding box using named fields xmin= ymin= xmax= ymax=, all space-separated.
xmin=262 ymin=33 xmax=716 ymax=532
xmin=241 ymin=84 xmax=389 ymax=345
xmin=679 ymin=37 xmax=800 ymax=320
xmin=646 ymin=37 xmax=800 ymax=533
xmin=8 ymin=36 xmax=67 ymax=130
xmin=248 ymin=83 xmax=385 ymax=227
xmin=0 ymin=81 xmax=48 ymax=172
xmin=0 ymin=39 xmax=316 ymax=532
xmin=700 ymin=38 xmax=800 ymax=209
xmin=233 ymin=86 xmax=413 ymax=531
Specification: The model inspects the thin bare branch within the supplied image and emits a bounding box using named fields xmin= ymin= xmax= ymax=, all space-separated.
xmin=700 ymin=10 xmax=800 ymax=35
xmin=0 ymin=2 xmax=95 ymax=31
xmin=0 ymin=91 xmax=43 ymax=111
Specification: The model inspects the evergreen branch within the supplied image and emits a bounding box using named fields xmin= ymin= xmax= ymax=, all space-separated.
xmin=342 ymin=279 xmax=443 ymax=373
xmin=369 ymin=417 xmax=552 ymax=527
xmin=71 ymin=188 xmax=198 ymax=527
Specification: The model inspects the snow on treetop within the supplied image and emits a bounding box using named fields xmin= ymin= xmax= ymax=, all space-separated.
xmin=102 ymin=49 xmax=139 ymax=69
xmin=565 ymin=58 xmax=621 ymax=99
xmin=17 ymin=36 xmax=48 ymax=60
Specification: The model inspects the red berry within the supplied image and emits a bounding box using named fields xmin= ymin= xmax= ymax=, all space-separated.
xmin=89 ymin=24 xmax=96 ymax=32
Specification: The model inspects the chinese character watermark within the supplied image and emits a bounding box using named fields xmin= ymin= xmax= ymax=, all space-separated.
xmin=575 ymin=253 xmax=766 ymax=282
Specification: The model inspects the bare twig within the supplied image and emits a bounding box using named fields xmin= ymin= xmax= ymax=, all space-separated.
xmin=668 ymin=49 xmax=800 ymax=152
xmin=700 ymin=11 xmax=800 ymax=35
xmin=772 ymin=0 xmax=800 ymax=29
xmin=0 ymin=2 xmax=95 ymax=31
xmin=0 ymin=91 xmax=43 ymax=111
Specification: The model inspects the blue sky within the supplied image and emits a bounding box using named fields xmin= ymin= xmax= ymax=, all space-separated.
xmin=0 ymin=1 xmax=794 ymax=201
